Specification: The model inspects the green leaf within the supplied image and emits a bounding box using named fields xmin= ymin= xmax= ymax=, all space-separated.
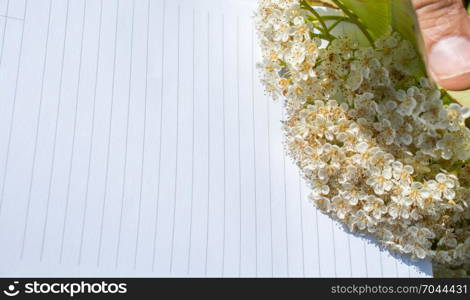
xmin=314 ymin=1 xmax=470 ymax=109
xmin=338 ymin=0 xmax=391 ymax=40
xmin=336 ymin=1 xmax=422 ymax=48
xmin=390 ymin=0 xmax=427 ymax=75
xmin=390 ymin=0 xmax=420 ymax=49
xmin=336 ymin=0 xmax=426 ymax=74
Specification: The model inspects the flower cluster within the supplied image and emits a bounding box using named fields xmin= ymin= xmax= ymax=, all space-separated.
xmin=256 ymin=0 xmax=470 ymax=275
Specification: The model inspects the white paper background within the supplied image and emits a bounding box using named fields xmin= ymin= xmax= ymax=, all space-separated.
xmin=0 ymin=0 xmax=432 ymax=277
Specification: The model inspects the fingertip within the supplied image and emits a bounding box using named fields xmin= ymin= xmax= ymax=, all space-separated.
xmin=432 ymin=72 xmax=470 ymax=91
xmin=428 ymin=36 xmax=470 ymax=91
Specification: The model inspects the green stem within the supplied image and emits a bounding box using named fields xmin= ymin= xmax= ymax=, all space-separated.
xmin=330 ymin=0 xmax=375 ymax=47
xmin=300 ymin=0 xmax=336 ymax=40
xmin=327 ymin=18 xmax=350 ymax=31
xmin=310 ymin=32 xmax=335 ymax=42
xmin=322 ymin=15 xmax=357 ymax=31
xmin=300 ymin=0 xmax=328 ymax=32
xmin=442 ymin=89 xmax=462 ymax=106
xmin=320 ymin=15 xmax=349 ymax=22
xmin=305 ymin=15 xmax=328 ymax=32
xmin=328 ymin=20 xmax=342 ymax=32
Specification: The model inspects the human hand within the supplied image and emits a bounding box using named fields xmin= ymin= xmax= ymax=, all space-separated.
xmin=413 ymin=0 xmax=470 ymax=90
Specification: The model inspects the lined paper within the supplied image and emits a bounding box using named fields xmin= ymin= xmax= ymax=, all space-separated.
xmin=0 ymin=0 xmax=432 ymax=277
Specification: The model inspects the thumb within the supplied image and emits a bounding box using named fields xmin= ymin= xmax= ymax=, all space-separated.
xmin=413 ymin=0 xmax=470 ymax=90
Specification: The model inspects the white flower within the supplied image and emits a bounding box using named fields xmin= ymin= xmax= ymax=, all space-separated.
xmin=348 ymin=93 xmax=377 ymax=121
xmin=412 ymin=245 xmax=427 ymax=259
xmin=391 ymin=161 xmax=414 ymax=184
xmin=436 ymin=133 xmax=457 ymax=160
xmin=395 ymin=122 xmax=413 ymax=146
xmin=438 ymin=233 xmax=458 ymax=248
xmin=391 ymin=40 xmax=416 ymax=74
xmin=363 ymin=196 xmax=387 ymax=219
xmin=388 ymin=203 xmax=411 ymax=219
xmin=312 ymin=114 xmax=335 ymax=141
xmin=330 ymin=35 xmax=357 ymax=59
xmin=375 ymin=33 xmax=399 ymax=51
xmin=368 ymin=148 xmax=394 ymax=167
xmin=286 ymin=42 xmax=306 ymax=68
xmin=406 ymin=182 xmax=430 ymax=208
xmin=447 ymin=103 xmax=470 ymax=132
xmin=312 ymin=196 xmax=331 ymax=213
xmin=273 ymin=19 xmax=291 ymax=42
xmin=346 ymin=61 xmax=367 ymax=91
xmin=292 ymin=16 xmax=311 ymax=41
xmin=428 ymin=173 xmax=456 ymax=201
xmin=339 ymin=182 xmax=366 ymax=205
xmin=366 ymin=166 xmax=393 ymax=195
xmin=348 ymin=210 xmax=374 ymax=231
xmin=374 ymin=119 xmax=396 ymax=145
xmin=376 ymin=100 xmax=403 ymax=128
xmin=311 ymin=180 xmax=330 ymax=197
xmin=256 ymin=1 xmax=470 ymax=270
xmin=420 ymin=98 xmax=448 ymax=129
xmin=396 ymin=89 xmax=417 ymax=116
xmin=415 ymin=132 xmax=439 ymax=158
xmin=332 ymin=196 xmax=349 ymax=219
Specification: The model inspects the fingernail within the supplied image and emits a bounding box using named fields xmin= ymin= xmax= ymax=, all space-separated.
xmin=428 ymin=36 xmax=470 ymax=80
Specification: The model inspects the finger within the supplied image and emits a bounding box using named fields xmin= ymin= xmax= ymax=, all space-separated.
xmin=413 ymin=0 xmax=470 ymax=90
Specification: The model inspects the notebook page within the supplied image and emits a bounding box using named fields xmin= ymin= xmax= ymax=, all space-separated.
xmin=0 ymin=0 xmax=432 ymax=277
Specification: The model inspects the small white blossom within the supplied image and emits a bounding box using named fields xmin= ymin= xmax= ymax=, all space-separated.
xmin=447 ymin=103 xmax=470 ymax=132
